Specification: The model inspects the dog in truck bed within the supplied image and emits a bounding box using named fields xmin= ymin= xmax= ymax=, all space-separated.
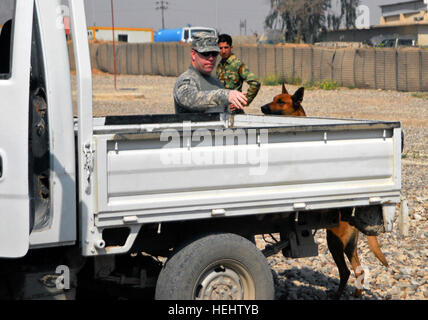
xmin=261 ymin=83 xmax=389 ymax=299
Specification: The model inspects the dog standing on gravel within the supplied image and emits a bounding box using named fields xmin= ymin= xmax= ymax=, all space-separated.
xmin=261 ymin=83 xmax=389 ymax=299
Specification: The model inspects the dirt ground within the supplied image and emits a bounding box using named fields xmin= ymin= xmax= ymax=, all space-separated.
xmin=76 ymin=73 xmax=427 ymax=300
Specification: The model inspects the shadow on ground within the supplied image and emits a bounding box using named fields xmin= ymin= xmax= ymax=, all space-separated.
xmin=273 ymin=266 xmax=384 ymax=300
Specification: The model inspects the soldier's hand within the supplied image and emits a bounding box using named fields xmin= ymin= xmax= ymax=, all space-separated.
xmin=228 ymin=90 xmax=247 ymax=108
xmin=229 ymin=104 xmax=243 ymax=112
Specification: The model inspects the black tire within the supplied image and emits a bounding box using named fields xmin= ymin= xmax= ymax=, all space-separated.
xmin=155 ymin=233 xmax=274 ymax=300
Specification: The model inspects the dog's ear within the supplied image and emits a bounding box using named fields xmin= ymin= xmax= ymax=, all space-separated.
xmin=282 ymin=83 xmax=289 ymax=95
xmin=292 ymin=87 xmax=304 ymax=104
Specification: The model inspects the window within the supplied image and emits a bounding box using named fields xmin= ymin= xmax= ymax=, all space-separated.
xmin=0 ymin=0 xmax=16 ymax=79
xmin=386 ymin=40 xmax=395 ymax=47
xmin=190 ymin=29 xmax=215 ymax=37
xmin=397 ymin=39 xmax=413 ymax=47
xmin=189 ymin=29 xmax=216 ymax=42
xmin=118 ymin=34 xmax=128 ymax=42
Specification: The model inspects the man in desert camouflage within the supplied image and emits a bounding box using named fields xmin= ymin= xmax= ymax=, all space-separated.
xmin=173 ymin=32 xmax=247 ymax=114
xmin=216 ymin=34 xmax=261 ymax=114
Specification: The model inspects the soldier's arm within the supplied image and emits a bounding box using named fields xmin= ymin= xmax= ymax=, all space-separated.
xmin=239 ymin=64 xmax=261 ymax=105
xmin=174 ymin=78 xmax=229 ymax=112
xmin=216 ymin=64 xmax=226 ymax=87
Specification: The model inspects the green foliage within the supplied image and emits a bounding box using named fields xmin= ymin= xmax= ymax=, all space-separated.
xmin=317 ymin=80 xmax=339 ymax=90
xmin=263 ymin=74 xmax=339 ymax=90
xmin=411 ymin=92 xmax=428 ymax=100
xmin=303 ymin=80 xmax=315 ymax=89
xmin=265 ymin=0 xmax=360 ymax=43
xmin=304 ymin=79 xmax=339 ymax=90
xmin=261 ymin=74 xmax=284 ymax=86
xmin=261 ymin=73 xmax=305 ymax=86
xmin=285 ymin=75 xmax=302 ymax=85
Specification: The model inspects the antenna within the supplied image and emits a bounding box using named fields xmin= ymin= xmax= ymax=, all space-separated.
xmin=156 ymin=1 xmax=169 ymax=29
xmin=240 ymin=19 xmax=247 ymax=35
xmin=110 ymin=0 xmax=117 ymax=90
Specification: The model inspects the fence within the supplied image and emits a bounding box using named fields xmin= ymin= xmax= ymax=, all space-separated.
xmin=78 ymin=42 xmax=428 ymax=92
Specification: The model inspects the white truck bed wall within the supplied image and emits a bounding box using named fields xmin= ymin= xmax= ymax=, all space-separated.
xmin=80 ymin=114 xmax=401 ymax=256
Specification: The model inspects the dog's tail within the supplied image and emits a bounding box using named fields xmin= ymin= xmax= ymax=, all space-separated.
xmin=367 ymin=235 xmax=388 ymax=267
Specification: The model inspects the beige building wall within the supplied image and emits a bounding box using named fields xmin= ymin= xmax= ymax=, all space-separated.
xmin=88 ymin=27 xmax=154 ymax=43
xmin=418 ymin=25 xmax=428 ymax=45
xmin=381 ymin=10 xmax=428 ymax=25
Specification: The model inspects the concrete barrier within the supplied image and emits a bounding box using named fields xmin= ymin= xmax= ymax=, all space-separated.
xmin=75 ymin=41 xmax=428 ymax=92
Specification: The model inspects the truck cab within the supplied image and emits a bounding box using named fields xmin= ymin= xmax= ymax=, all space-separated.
xmin=0 ymin=0 xmax=76 ymax=259
xmin=181 ymin=26 xmax=217 ymax=43
xmin=154 ymin=26 xmax=217 ymax=43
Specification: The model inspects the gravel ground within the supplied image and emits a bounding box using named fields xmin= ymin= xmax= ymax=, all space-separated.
xmin=77 ymin=73 xmax=427 ymax=300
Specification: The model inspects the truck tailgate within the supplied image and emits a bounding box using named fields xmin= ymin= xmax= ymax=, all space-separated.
xmin=87 ymin=114 xmax=401 ymax=228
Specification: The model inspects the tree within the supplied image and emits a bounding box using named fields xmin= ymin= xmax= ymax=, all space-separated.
xmin=327 ymin=0 xmax=360 ymax=30
xmin=341 ymin=0 xmax=360 ymax=29
xmin=265 ymin=0 xmax=360 ymax=43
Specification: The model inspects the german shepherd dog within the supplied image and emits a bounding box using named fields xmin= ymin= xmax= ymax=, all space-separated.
xmin=261 ymin=84 xmax=388 ymax=299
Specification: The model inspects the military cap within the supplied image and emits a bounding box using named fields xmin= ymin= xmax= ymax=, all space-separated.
xmin=191 ymin=32 xmax=220 ymax=53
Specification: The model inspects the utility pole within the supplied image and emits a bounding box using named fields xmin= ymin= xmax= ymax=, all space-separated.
xmin=156 ymin=1 xmax=168 ymax=29
xmin=239 ymin=19 xmax=247 ymax=35
xmin=110 ymin=0 xmax=117 ymax=90
xmin=216 ymin=0 xmax=218 ymax=30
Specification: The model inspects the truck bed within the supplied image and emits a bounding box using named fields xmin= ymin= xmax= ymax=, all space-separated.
xmin=81 ymin=113 xmax=401 ymax=229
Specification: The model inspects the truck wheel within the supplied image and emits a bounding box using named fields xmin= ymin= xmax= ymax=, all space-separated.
xmin=155 ymin=233 xmax=274 ymax=300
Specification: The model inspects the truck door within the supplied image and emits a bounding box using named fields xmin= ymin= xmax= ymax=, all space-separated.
xmin=183 ymin=28 xmax=189 ymax=42
xmin=0 ymin=0 xmax=34 ymax=257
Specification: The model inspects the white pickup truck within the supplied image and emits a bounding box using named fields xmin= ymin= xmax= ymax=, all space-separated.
xmin=0 ymin=0 xmax=403 ymax=300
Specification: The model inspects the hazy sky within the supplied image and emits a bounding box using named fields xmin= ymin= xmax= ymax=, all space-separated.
xmin=0 ymin=0 xmax=396 ymax=35
xmin=83 ymin=0 xmax=397 ymax=35
xmin=85 ymin=0 xmax=272 ymax=35
xmin=0 ymin=0 xmax=406 ymax=35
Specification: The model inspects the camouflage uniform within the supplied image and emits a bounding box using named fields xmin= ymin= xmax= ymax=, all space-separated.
xmin=174 ymin=65 xmax=230 ymax=114
xmin=174 ymin=32 xmax=230 ymax=114
xmin=216 ymin=54 xmax=261 ymax=108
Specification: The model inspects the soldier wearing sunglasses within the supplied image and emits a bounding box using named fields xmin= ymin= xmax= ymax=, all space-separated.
xmin=173 ymin=32 xmax=247 ymax=114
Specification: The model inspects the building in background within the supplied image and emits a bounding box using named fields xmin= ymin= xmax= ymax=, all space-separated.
xmin=322 ymin=0 xmax=428 ymax=46
xmin=87 ymin=26 xmax=153 ymax=43
xmin=61 ymin=10 xmax=153 ymax=43
xmin=380 ymin=0 xmax=428 ymax=25
xmin=376 ymin=0 xmax=428 ymax=46
xmin=58 ymin=0 xmax=153 ymax=43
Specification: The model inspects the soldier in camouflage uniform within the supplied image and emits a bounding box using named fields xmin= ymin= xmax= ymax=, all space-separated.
xmin=216 ymin=34 xmax=261 ymax=114
xmin=173 ymin=32 xmax=247 ymax=114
